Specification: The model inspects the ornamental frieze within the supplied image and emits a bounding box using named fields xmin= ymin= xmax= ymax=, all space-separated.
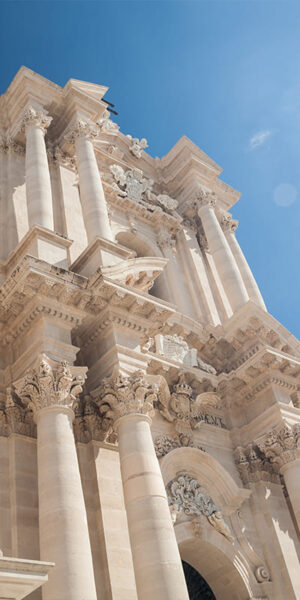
xmin=167 ymin=472 xmax=233 ymax=543
xmin=154 ymin=433 xmax=206 ymax=458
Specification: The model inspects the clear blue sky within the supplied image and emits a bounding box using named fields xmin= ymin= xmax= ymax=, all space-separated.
xmin=0 ymin=0 xmax=299 ymax=338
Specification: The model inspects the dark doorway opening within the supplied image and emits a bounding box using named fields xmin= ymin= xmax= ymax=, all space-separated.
xmin=183 ymin=560 xmax=216 ymax=600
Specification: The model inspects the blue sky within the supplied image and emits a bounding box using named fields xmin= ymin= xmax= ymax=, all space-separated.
xmin=0 ymin=0 xmax=299 ymax=337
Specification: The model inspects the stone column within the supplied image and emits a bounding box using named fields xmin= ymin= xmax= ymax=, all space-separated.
xmin=157 ymin=230 xmax=188 ymax=314
xmin=14 ymin=356 xmax=97 ymax=600
xmin=257 ymin=423 xmax=300 ymax=532
xmin=67 ymin=120 xmax=113 ymax=243
xmin=197 ymin=192 xmax=249 ymax=312
xmin=221 ymin=215 xmax=266 ymax=310
xmin=22 ymin=106 xmax=54 ymax=230
xmin=95 ymin=372 xmax=189 ymax=600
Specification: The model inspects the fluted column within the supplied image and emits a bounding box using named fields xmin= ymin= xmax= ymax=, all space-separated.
xmin=22 ymin=106 xmax=54 ymax=230
xmin=95 ymin=372 xmax=189 ymax=600
xmin=221 ymin=215 xmax=266 ymax=310
xmin=257 ymin=423 xmax=300 ymax=532
xmin=14 ymin=356 xmax=97 ymax=600
xmin=197 ymin=193 xmax=249 ymax=312
xmin=67 ymin=120 xmax=113 ymax=243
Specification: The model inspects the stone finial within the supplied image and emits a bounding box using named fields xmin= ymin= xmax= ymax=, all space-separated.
xmin=167 ymin=472 xmax=233 ymax=542
xmin=21 ymin=105 xmax=52 ymax=134
xmin=93 ymin=371 xmax=159 ymax=425
xmin=13 ymin=355 xmax=86 ymax=415
xmin=65 ymin=120 xmax=100 ymax=144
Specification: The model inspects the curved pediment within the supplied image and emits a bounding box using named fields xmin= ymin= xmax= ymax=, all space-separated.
xmin=101 ymin=256 xmax=168 ymax=291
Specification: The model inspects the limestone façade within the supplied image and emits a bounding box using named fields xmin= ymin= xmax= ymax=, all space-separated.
xmin=0 ymin=66 xmax=299 ymax=600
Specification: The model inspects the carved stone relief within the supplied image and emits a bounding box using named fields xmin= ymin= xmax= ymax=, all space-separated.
xmin=167 ymin=472 xmax=233 ymax=542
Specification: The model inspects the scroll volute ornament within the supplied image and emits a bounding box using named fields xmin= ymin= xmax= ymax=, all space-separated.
xmin=14 ymin=355 xmax=86 ymax=415
xmin=93 ymin=370 xmax=159 ymax=426
xmin=21 ymin=105 xmax=52 ymax=134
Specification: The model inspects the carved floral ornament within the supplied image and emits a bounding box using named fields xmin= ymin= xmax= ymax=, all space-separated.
xmin=167 ymin=472 xmax=234 ymax=543
xmin=91 ymin=370 xmax=159 ymax=427
xmin=13 ymin=355 xmax=86 ymax=415
xmin=21 ymin=105 xmax=52 ymax=134
xmin=109 ymin=164 xmax=178 ymax=212
xmin=234 ymin=422 xmax=300 ymax=484
xmin=97 ymin=109 xmax=119 ymax=132
xmin=126 ymin=134 xmax=148 ymax=158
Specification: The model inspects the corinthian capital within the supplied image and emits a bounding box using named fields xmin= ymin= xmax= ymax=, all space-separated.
xmin=256 ymin=423 xmax=300 ymax=470
xmin=220 ymin=215 xmax=238 ymax=233
xmin=65 ymin=120 xmax=99 ymax=144
xmin=92 ymin=371 xmax=159 ymax=426
xmin=21 ymin=105 xmax=52 ymax=134
xmin=195 ymin=188 xmax=216 ymax=210
xmin=14 ymin=355 xmax=86 ymax=415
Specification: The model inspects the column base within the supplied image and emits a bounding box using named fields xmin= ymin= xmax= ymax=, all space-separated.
xmin=70 ymin=236 xmax=135 ymax=277
xmin=0 ymin=555 xmax=54 ymax=600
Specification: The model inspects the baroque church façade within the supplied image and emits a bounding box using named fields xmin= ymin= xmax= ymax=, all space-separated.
xmin=0 ymin=67 xmax=299 ymax=600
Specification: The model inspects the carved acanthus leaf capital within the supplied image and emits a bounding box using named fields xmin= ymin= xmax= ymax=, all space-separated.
xmin=14 ymin=355 xmax=86 ymax=416
xmin=21 ymin=106 xmax=52 ymax=134
xmin=195 ymin=188 xmax=216 ymax=210
xmin=65 ymin=120 xmax=99 ymax=144
xmin=92 ymin=371 xmax=159 ymax=426
xmin=256 ymin=423 xmax=300 ymax=470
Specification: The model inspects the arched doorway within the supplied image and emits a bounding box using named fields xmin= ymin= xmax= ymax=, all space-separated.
xmin=183 ymin=561 xmax=216 ymax=600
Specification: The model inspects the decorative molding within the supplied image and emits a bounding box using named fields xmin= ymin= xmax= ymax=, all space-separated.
xmin=126 ymin=134 xmax=148 ymax=158
xmin=14 ymin=355 xmax=86 ymax=415
xmin=21 ymin=105 xmax=52 ymax=134
xmin=154 ymin=433 xmax=205 ymax=458
xmin=167 ymin=472 xmax=233 ymax=542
